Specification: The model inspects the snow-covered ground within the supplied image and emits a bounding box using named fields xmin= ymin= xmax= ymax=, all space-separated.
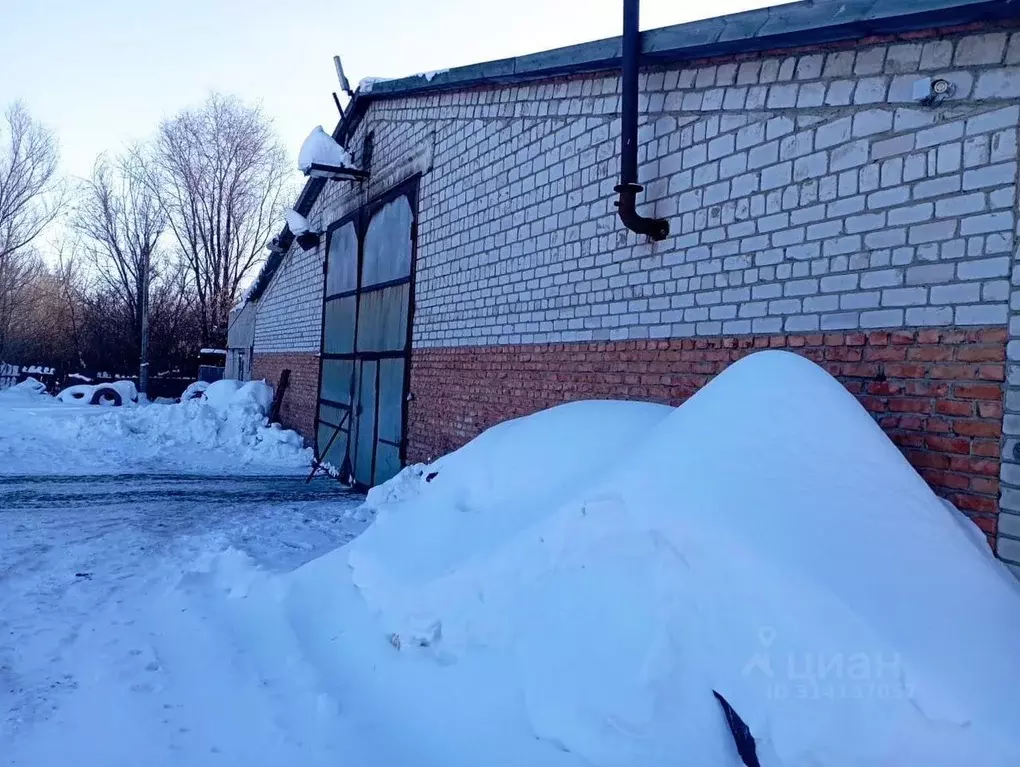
xmin=1 ymin=474 xmax=367 ymax=765
xmin=4 ymin=354 xmax=1020 ymax=766
xmin=1 ymin=379 xmax=369 ymax=765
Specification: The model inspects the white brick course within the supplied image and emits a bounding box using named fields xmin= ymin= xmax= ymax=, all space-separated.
xmin=253 ymin=28 xmax=1020 ymax=428
xmin=251 ymin=240 xmax=324 ymax=353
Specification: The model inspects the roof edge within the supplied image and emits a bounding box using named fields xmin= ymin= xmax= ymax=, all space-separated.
xmin=364 ymin=0 xmax=1017 ymax=99
xmin=247 ymin=0 xmax=1019 ymax=305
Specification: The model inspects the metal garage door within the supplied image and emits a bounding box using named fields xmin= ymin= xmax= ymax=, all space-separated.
xmin=315 ymin=178 xmax=417 ymax=489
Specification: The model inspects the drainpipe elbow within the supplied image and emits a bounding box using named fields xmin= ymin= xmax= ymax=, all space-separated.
xmin=614 ymin=182 xmax=670 ymax=241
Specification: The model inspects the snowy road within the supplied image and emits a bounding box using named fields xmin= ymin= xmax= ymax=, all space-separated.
xmin=0 ymin=473 xmax=365 ymax=766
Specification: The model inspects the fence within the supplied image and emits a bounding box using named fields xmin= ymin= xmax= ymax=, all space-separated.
xmin=0 ymin=363 xmax=193 ymax=400
xmin=0 ymin=363 xmax=17 ymax=389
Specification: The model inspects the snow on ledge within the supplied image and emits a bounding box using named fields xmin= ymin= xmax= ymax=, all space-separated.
xmin=297 ymin=127 xmax=355 ymax=174
xmin=285 ymin=209 xmax=310 ymax=235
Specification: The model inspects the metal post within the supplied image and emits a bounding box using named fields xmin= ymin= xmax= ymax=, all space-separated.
xmin=139 ymin=245 xmax=150 ymax=399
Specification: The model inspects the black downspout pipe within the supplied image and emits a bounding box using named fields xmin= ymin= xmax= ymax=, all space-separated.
xmin=615 ymin=0 xmax=670 ymax=241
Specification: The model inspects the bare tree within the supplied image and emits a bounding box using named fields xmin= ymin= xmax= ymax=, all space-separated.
xmin=145 ymin=93 xmax=289 ymax=346
xmin=0 ymin=103 xmax=65 ymax=359
xmin=52 ymin=242 xmax=86 ymax=368
xmin=73 ymin=151 xmax=166 ymax=367
xmin=0 ymin=246 xmax=45 ymax=358
xmin=48 ymin=234 xmax=202 ymax=377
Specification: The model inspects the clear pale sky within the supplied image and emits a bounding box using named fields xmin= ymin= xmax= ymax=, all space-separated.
xmin=0 ymin=0 xmax=784 ymax=181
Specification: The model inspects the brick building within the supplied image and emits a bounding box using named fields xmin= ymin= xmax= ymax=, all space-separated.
xmin=237 ymin=0 xmax=1020 ymax=575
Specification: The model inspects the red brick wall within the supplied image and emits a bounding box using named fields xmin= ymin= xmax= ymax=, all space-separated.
xmin=408 ymin=328 xmax=1005 ymax=538
xmin=252 ymin=352 xmax=320 ymax=442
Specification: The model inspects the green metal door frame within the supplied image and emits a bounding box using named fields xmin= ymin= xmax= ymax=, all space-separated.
xmin=315 ymin=175 xmax=420 ymax=490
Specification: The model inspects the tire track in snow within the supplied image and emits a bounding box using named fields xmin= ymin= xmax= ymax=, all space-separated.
xmin=0 ymin=474 xmax=352 ymax=509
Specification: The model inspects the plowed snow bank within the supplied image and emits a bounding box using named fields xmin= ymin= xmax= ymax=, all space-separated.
xmin=0 ymin=378 xmax=309 ymax=474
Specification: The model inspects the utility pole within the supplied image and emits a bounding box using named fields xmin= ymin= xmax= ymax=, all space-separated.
xmin=139 ymin=245 xmax=150 ymax=400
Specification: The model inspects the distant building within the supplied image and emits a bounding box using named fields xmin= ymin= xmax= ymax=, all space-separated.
xmin=225 ymin=303 xmax=255 ymax=381
xmin=234 ymin=0 xmax=1020 ymax=574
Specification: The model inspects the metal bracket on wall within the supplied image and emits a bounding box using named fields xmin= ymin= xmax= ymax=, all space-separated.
xmin=305 ymin=163 xmax=370 ymax=182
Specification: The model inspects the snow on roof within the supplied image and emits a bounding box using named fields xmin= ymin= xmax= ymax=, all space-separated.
xmin=357 ymin=69 xmax=446 ymax=95
xmin=285 ymin=209 xmax=310 ymax=235
xmin=357 ymin=77 xmax=391 ymax=94
xmin=199 ymin=348 xmax=226 ymax=355
xmin=232 ymin=279 xmax=258 ymax=310
xmin=297 ymin=127 xmax=355 ymax=174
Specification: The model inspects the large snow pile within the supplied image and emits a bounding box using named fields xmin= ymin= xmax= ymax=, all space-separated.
xmin=297 ymin=126 xmax=354 ymax=173
xmin=204 ymin=350 xmax=1020 ymax=766
xmin=65 ymin=379 xmax=305 ymax=472
xmin=0 ymin=378 xmax=310 ymax=475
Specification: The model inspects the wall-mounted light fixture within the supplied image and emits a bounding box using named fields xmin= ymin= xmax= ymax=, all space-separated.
xmin=296 ymin=231 xmax=322 ymax=251
xmin=913 ymin=77 xmax=955 ymax=107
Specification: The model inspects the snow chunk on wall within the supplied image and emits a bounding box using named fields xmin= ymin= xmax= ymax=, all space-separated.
xmin=298 ymin=127 xmax=354 ymax=173
xmin=285 ymin=209 xmax=310 ymax=235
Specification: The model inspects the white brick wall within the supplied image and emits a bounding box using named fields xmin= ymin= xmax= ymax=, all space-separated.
xmin=251 ymin=238 xmax=324 ymax=353
xmin=284 ymin=30 xmax=1020 ymax=349
xmin=253 ymin=27 xmax=1020 ymax=568
xmin=259 ymin=29 xmax=1020 ymax=346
